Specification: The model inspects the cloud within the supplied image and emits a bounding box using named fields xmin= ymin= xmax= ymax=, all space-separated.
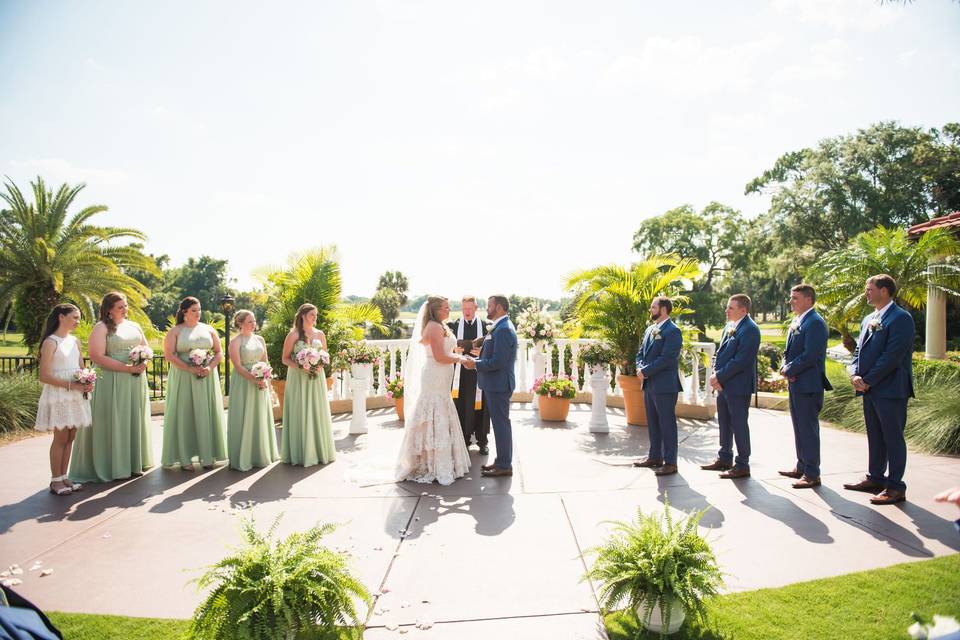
xmin=767 ymin=38 xmax=853 ymax=88
xmin=600 ymin=34 xmax=782 ymax=98
xmin=770 ymin=0 xmax=900 ymax=32
xmin=6 ymin=158 xmax=129 ymax=187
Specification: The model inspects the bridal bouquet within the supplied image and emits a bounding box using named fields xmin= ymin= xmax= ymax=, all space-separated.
xmin=516 ymin=307 xmax=561 ymax=345
xmin=295 ymin=347 xmax=329 ymax=378
xmin=188 ymin=348 xmax=214 ymax=378
xmin=128 ymin=345 xmax=153 ymax=376
xmin=250 ymin=362 xmax=274 ymax=382
xmin=73 ymin=368 xmax=97 ymax=399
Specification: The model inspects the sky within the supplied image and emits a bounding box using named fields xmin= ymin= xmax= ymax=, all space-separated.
xmin=1 ymin=0 xmax=959 ymax=301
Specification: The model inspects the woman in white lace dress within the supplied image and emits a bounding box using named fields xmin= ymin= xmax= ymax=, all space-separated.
xmin=395 ymin=296 xmax=472 ymax=485
xmin=35 ymin=304 xmax=94 ymax=496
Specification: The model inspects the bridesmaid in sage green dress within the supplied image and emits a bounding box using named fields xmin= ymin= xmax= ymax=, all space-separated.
xmin=280 ymin=303 xmax=336 ymax=467
xmin=161 ymin=296 xmax=227 ymax=470
xmin=226 ymin=310 xmax=279 ymax=471
xmin=70 ymin=292 xmax=154 ymax=483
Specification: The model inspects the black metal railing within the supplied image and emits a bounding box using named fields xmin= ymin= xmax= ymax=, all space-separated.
xmin=0 ymin=355 xmax=227 ymax=402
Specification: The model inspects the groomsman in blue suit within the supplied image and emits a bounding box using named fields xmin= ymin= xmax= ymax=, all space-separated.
xmin=778 ymin=284 xmax=833 ymax=488
xmin=702 ymin=294 xmax=761 ymax=479
xmin=632 ymin=296 xmax=684 ymax=476
xmin=843 ymin=274 xmax=914 ymax=505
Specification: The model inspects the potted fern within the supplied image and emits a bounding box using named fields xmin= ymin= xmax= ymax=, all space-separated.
xmin=584 ymin=499 xmax=723 ymax=637
xmin=190 ymin=514 xmax=370 ymax=640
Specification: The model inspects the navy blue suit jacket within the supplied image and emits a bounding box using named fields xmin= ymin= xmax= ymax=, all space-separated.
xmin=635 ymin=319 xmax=683 ymax=394
xmin=715 ymin=316 xmax=761 ymax=396
xmin=475 ymin=318 xmax=518 ymax=393
xmin=782 ymin=309 xmax=833 ymax=393
xmin=851 ymin=303 xmax=915 ymax=399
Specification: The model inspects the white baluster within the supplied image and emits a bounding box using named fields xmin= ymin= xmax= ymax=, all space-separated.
xmin=518 ymin=339 xmax=528 ymax=393
xmin=589 ymin=364 xmax=610 ymax=432
xmin=557 ymin=340 xmax=566 ymax=377
xmin=702 ymin=342 xmax=716 ymax=406
xmin=612 ymin=365 xmax=623 ymax=395
xmin=570 ymin=342 xmax=580 ymax=390
xmin=691 ymin=347 xmax=701 ymax=405
xmin=377 ymin=347 xmax=387 ymax=397
xmin=349 ymin=362 xmax=372 ymax=434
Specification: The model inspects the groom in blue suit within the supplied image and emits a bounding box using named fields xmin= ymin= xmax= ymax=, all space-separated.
xmin=843 ymin=274 xmax=914 ymax=505
xmin=463 ymin=295 xmax=518 ymax=477
xmin=702 ymin=294 xmax=761 ymax=479
xmin=778 ymin=284 xmax=832 ymax=488
xmin=632 ymin=296 xmax=684 ymax=476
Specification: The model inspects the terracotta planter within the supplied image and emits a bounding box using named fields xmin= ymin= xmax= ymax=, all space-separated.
xmin=617 ymin=374 xmax=647 ymax=426
xmin=326 ymin=376 xmax=334 ymax=392
xmin=538 ymin=396 xmax=571 ymax=421
xmin=394 ymin=397 xmax=405 ymax=421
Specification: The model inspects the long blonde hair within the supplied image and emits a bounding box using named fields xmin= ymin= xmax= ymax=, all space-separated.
xmin=423 ymin=296 xmax=452 ymax=337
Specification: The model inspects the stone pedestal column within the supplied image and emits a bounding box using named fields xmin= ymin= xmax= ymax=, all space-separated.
xmin=925 ymin=278 xmax=947 ymax=361
xmin=589 ymin=365 xmax=610 ymax=433
xmin=349 ymin=364 xmax=372 ymax=434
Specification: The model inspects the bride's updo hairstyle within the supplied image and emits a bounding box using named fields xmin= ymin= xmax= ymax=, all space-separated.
xmin=424 ymin=296 xmax=452 ymax=336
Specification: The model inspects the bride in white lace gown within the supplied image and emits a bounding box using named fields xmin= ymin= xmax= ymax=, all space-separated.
xmin=395 ymin=296 xmax=472 ymax=485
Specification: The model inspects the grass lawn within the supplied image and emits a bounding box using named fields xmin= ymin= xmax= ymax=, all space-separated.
xmin=604 ymin=554 xmax=960 ymax=639
xmin=0 ymin=332 xmax=28 ymax=356
xmin=46 ymin=612 xmax=362 ymax=640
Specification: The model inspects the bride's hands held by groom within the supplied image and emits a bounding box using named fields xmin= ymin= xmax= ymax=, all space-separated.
xmin=461 ymin=356 xmax=477 ymax=370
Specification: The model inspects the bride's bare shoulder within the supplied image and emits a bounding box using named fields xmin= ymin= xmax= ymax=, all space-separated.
xmin=422 ymin=321 xmax=444 ymax=338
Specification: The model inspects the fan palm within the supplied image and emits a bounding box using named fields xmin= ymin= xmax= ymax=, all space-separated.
xmin=259 ymin=246 xmax=384 ymax=378
xmin=807 ymin=226 xmax=960 ymax=343
xmin=0 ymin=176 xmax=160 ymax=351
xmin=566 ymin=256 xmax=699 ymax=375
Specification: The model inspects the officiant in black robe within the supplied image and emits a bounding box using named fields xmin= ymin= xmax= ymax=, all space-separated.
xmin=448 ymin=296 xmax=491 ymax=454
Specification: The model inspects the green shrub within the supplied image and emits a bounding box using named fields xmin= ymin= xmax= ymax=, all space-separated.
xmin=0 ymin=374 xmax=41 ymax=434
xmin=584 ymin=499 xmax=723 ymax=637
xmin=912 ymin=354 xmax=960 ymax=383
xmin=759 ymin=342 xmax=783 ymax=371
xmin=190 ymin=514 xmax=370 ymax=640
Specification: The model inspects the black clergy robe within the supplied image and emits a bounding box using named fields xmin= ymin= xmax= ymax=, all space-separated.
xmin=447 ymin=317 xmax=490 ymax=448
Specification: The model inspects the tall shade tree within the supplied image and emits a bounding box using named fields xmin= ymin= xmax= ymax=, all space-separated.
xmin=259 ymin=246 xmax=383 ymax=378
xmin=376 ymin=270 xmax=409 ymax=307
xmin=746 ymin=121 xmax=960 ymax=256
xmin=566 ymin=256 xmax=699 ymax=375
xmin=0 ymin=177 xmax=159 ymax=350
xmin=806 ymin=226 xmax=960 ymax=349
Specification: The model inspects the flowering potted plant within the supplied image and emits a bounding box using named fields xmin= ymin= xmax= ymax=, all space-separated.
xmin=516 ymin=307 xmax=561 ymax=346
xmin=532 ymin=374 xmax=577 ymax=421
xmin=339 ymin=341 xmax=383 ymax=382
xmin=576 ymin=341 xmax=616 ymax=376
xmin=385 ymin=375 xmax=404 ymax=421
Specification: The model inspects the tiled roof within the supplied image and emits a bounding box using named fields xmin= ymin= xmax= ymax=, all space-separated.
xmin=908 ymin=211 xmax=960 ymax=236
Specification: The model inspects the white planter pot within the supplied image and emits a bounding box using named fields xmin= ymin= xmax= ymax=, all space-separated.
xmin=350 ymin=363 xmax=373 ymax=380
xmin=636 ymin=597 xmax=686 ymax=635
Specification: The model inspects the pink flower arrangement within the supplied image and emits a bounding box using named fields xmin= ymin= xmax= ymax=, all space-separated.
xmin=385 ymin=374 xmax=404 ymax=399
xmin=73 ymin=368 xmax=97 ymax=399
xmin=188 ymin=348 xmax=215 ymax=379
xmin=250 ymin=362 xmax=273 ymax=382
xmin=295 ymin=347 xmax=329 ymax=379
xmin=128 ymin=345 xmax=153 ymax=376
xmin=531 ymin=374 xmax=576 ymax=400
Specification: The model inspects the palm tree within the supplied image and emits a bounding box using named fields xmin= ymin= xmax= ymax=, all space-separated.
xmin=807 ymin=226 xmax=960 ymax=348
xmin=565 ymin=256 xmax=700 ymax=375
xmin=259 ymin=246 xmax=384 ymax=378
xmin=0 ymin=176 xmax=160 ymax=351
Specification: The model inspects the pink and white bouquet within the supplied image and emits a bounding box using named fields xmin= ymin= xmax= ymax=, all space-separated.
xmin=250 ymin=362 xmax=273 ymax=384
xmin=128 ymin=345 xmax=153 ymax=376
xmin=73 ymin=368 xmax=97 ymax=399
xmin=188 ymin=348 xmax=214 ymax=378
xmin=295 ymin=347 xmax=330 ymax=379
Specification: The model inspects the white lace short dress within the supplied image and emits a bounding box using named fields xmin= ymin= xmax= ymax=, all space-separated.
xmin=35 ymin=334 xmax=93 ymax=431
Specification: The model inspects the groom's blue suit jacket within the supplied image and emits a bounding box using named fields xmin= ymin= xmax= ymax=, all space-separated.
xmin=475 ymin=318 xmax=518 ymax=393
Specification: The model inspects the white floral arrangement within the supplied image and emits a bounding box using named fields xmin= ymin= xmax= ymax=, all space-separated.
xmin=516 ymin=307 xmax=561 ymax=344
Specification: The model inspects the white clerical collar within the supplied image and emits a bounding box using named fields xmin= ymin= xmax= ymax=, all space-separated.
xmin=874 ymin=300 xmax=894 ymax=319
xmin=461 ymin=316 xmax=477 ymax=327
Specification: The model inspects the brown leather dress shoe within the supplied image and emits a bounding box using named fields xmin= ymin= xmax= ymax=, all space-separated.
xmin=481 ymin=463 xmax=497 ymax=471
xmin=792 ymin=476 xmax=821 ymax=489
xmin=654 ymin=464 xmax=678 ymax=476
xmin=843 ymin=477 xmax=885 ymax=493
xmin=481 ymin=468 xmax=513 ymax=477
xmin=701 ymin=460 xmax=733 ymax=471
xmin=778 ymin=468 xmax=803 ymax=479
xmin=633 ymin=457 xmax=664 ymax=468
xmin=869 ymin=489 xmax=906 ymax=505
xmin=719 ymin=467 xmax=750 ymax=479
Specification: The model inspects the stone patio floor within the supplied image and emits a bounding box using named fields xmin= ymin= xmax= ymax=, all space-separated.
xmin=1 ymin=405 xmax=958 ymax=638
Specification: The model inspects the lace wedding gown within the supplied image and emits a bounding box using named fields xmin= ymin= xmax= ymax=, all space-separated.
xmin=395 ymin=334 xmax=471 ymax=485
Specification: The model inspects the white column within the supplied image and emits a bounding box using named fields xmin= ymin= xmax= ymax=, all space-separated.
xmin=701 ymin=342 xmax=716 ymax=406
xmin=349 ymin=363 xmax=372 ymax=434
xmin=690 ymin=346 xmax=701 ymax=405
xmin=518 ymin=339 xmax=529 ymax=392
xmin=926 ymin=267 xmax=947 ymax=360
xmin=589 ymin=365 xmax=609 ymax=433
xmin=532 ymin=345 xmax=547 ymax=414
